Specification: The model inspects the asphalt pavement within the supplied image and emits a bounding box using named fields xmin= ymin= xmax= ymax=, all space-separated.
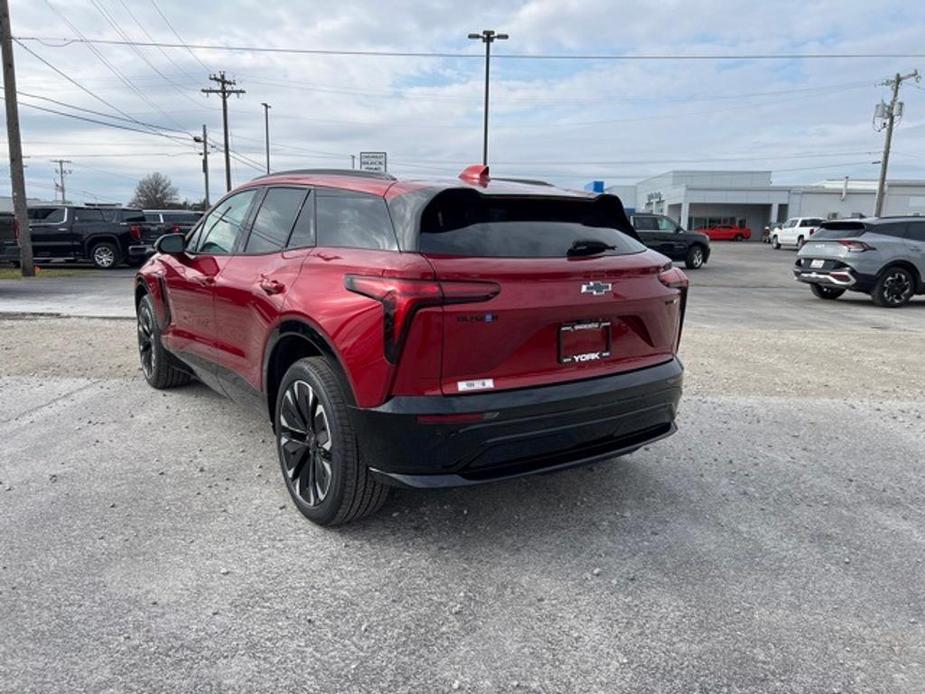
xmin=1 ymin=244 xmax=924 ymax=693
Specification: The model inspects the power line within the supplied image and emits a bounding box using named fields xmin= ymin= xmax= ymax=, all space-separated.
xmin=116 ymin=0 xmax=199 ymax=82
xmin=148 ymin=0 xmax=211 ymax=73
xmin=14 ymin=36 xmax=925 ymax=61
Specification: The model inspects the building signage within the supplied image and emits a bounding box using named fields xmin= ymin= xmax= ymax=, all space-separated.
xmin=359 ymin=152 xmax=388 ymax=173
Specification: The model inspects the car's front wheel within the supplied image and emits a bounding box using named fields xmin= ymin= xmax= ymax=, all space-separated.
xmin=137 ymin=294 xmax=191 ymax=388
xmin=810 ymin=284 xmax=845 ymax=300
xmin=871 ymin=266 xmax=916 ymax=307
xmin=771 ymin=236 xmax=780 ymax=249
xmin=796 ymin=236 xmax=806 ymax=250
xmin=275 ymin=357 xmax=388 ymax=526
xmin=685 ymin=245 xmax=705 ymax=269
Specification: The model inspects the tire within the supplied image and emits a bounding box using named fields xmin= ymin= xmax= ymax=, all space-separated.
xmin=136 ymin=294 xmax=191 ymax=389
xmin=275 ymin=357 xmax=388 ymax=526
xmin=90 ymin=241 xmax=121 ymax=269
xmin=871 ymin=266 xmax=916 ymax=307
xmin=796 ymin=236 xmax=805 ymax=250
xmin=684 ymin=245 xmax=706 ymax=269
xmin=810 ymin=284 xmax=845 ymax=300
xmin=734 ymin=234 xmax=744 ymax=242
xmin=771 ymin=236 xmax=780 ymax=249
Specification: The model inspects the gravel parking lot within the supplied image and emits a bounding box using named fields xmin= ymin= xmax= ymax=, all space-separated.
xmin=1 ymin=244 xmax=923 ymax=693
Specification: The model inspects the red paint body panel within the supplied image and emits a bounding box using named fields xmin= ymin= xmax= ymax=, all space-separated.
xmin=698 ymin=225 xmax=752 ymax=241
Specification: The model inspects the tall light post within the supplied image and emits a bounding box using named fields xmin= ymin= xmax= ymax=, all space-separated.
xmin=261 ymin=102 xmax=271 ymax=174
xmin=468 ymin=29 xmax=508 ymax=166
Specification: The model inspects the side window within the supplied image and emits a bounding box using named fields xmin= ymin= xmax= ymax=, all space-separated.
xmin=27 ymin=207 xmax=66 ymax=224
xmin=144 ymin=213 xmax=162 ymax=223
xmin=656 ymin=216 xmax=677 ymax=231
xmin=316 ymin=191 xmax=397 ymax=250
xmin=906 ymin=222 xmax=925 ymax=243
xmin=74 ymin=208 xmax=105 ymax=223
xmin=244 ymin=187 xmax=309 ymax=254
xmin=633 ymin=216 xmax=658 ymax=231
xmin=287 ymin=192 xmax=315 ymax=249
xmin=194 ymin=190 xmax=258 ymax=255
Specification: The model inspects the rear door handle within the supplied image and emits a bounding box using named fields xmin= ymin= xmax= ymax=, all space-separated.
xmin=259 ymin=277 xmax=285 ymax=295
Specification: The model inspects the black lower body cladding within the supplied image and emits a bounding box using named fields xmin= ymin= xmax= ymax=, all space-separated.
xmin=349 ymin=358 xmax=683 ymax=488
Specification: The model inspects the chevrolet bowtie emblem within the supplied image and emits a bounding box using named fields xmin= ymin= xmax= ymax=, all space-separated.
xmin=580 ymin=281 xmax=612 ymax=296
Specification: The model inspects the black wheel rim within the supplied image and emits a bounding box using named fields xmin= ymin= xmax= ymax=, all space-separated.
xmin=882 ymin=271 xmax=913 ymax=305
xmin=278 ymin=380 xmax=333 ymax=507
xmin=137 ymin=305 xmax=155 ymax=378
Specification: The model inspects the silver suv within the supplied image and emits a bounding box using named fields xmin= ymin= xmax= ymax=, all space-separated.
xmin=794 ymin=217 xmax=925 ymax=307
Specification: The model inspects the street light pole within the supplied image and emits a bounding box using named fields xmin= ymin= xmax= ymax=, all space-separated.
xmin=468 ymin=29 xmax=508 ymax=166
xmin=261 ymin=102 xmax=271 ymax=174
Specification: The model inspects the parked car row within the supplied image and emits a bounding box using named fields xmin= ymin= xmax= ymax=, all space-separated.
xmin=0 ymin=205 xmax=202 ymax=269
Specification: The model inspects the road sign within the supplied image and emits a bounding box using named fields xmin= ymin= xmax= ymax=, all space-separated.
xmin=359 ymin=151 xmax=387 ymax=172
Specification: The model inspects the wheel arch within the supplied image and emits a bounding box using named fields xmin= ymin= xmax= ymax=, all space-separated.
xmin=263 ymin=319 xmax=357 ymax=424
xmin=877 ymin=259 xmax=921 ymax=287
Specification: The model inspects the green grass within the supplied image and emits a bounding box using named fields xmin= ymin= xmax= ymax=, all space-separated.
xmin=0 ymin=267 xmax=102 ymax=279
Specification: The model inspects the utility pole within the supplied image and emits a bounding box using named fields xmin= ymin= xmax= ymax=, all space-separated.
xmin=873 ymin=70 xmax=920 ymax=217
xmin=51 ymin=159 xmax=71 ymax=203
xmin=193 ymin=124 xmax=210 ymax=208
xmin=350 ymin=154 xmax=356 ymax=170
xmin=468 ymin=29 xmax=508 ymax=166
xmin=202 ymin=71 xmax=245 ymax=192
xmin=1 ymin=0 xmax=34 ymax=276
xmin=261 ymin=102 xmax=271 ymax=174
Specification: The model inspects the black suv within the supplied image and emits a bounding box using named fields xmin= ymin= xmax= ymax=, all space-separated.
xmin=0 ymin=212 xmax=19 ymax=265
xmin=27 ymin=204 xmax=146 ymax=269
xmin=631 ymin=213 xmax=711 ymax=269
xmin=128 ymin=209 xmax=203 ymax=259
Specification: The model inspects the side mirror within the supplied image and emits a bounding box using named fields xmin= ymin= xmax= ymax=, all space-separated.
xmin=155 ymin=232 xmax=186 ymax=255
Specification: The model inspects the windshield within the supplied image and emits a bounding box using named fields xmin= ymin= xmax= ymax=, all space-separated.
xmin=419 ymin=192 xmax=644 ymax=258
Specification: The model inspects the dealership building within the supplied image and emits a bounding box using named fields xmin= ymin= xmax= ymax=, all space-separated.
xmin=596 ymin=171 xmax=925 ymax=238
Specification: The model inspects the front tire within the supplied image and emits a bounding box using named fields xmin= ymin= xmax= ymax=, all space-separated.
xmin=137 ymin=294 xmax=191 ymax=388
xmin=275 ymin=357 xmax=388 ymax=526
xmin=771 ymin=236 xmax=781 ymax=249
xmin=91 ymin=241 xmax=121 ymax=269
xmin=796 ymin=236 xmax=805 ymax=250
xmin=810 ymin=284 xmax=845 ymax=300
xmin=684 ymin=245 xmax=705 ymax=269
xmin=871 ymin=266 xmax=916 ymax=307
xmin=734 ymin=234 xmax=744 ymax=242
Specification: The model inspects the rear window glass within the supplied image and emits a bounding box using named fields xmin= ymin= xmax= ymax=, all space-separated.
xmin=162 ymin=212 xmax=197 ymax=223
xmin=419 ymin=192 xmax=644 ymax=258
xmin=813 ymin=223 xmax=867 ymax=240
xmin=28 ymin=207 xmax=66 ymax=224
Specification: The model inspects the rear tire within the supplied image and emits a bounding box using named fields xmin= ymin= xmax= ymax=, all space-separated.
xmin=684 ymin=245 xmax=705 ymax=269
xmin=810 ymin=284 xmax=845 ymax=300
xmin=137 ymin=294 xmax=191 ymax=388
xmin=771 ymin=236 xmax=780 ymax=249
xmin=90 ymin=241 xmax=121 ymax=269
xmin=796 ymin=236 xmax=805 ymax=250
xmin=871 ymin=266 xmax=915 ymax=307
xmin=275 ymin=357 xmax=388 ymax=526
xmin=734 ymin=234 xmax=744 ymax=242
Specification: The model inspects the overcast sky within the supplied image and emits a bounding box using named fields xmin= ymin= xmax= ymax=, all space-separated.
xmin=2 ymin=0 xmax=925 ymax=205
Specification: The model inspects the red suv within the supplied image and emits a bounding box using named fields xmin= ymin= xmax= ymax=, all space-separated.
xmin=135 ymin=166 xmax=687 ymax=525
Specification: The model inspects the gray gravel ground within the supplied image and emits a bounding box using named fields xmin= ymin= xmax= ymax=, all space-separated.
xmin=1 ymin=243 xmax=924 ymax=692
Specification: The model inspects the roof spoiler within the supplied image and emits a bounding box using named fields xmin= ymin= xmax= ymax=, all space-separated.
xmin=459 ymin=164 xmax=490 ymax=185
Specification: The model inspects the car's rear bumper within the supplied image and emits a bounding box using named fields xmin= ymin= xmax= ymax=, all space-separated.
xmin=793 ymin=262 xmax=877 ymax=292
xmin=349 ymin=358 xmax=683 ymax=488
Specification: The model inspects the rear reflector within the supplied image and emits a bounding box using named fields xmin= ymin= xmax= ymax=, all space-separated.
xmin=345 ymin=275 xmax=500 ymax=363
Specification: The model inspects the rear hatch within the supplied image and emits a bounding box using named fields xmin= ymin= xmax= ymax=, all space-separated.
xmin=417 ymin=190 xmax=685 ymax=395
xmin=798 ymin=222 xmax=869 ymax=263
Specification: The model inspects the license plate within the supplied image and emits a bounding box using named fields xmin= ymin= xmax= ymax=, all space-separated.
xmin=558 ymin=321 xmax=612 ymax=364
xmin=810 ymin=259 xmax=825 ymax=268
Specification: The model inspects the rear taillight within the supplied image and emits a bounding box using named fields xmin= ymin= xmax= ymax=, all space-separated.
xmin=837 ymin=240 xmax=875 ymax=253
xmin=345 ymin=275 xmax=500 ymax=363
xmin=657 ymin=264 xmax=688 ymax=351
xmin=129 ymin=224 xmax=142 ymax=241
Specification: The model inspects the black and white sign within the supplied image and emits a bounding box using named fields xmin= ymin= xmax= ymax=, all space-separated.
xmin=359 ymin=152 xmax=388 ymax=172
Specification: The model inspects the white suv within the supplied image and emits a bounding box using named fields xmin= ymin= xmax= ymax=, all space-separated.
xmin=771 ymin=217 xmax=825 ymax=250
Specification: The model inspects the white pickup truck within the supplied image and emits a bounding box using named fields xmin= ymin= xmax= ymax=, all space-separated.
xmin=771 ymin=217 xmax=826 ymax=250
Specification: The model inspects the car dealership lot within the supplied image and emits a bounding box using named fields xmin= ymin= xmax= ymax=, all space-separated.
xmin=1 ymin=244 xmax=923 ymax=692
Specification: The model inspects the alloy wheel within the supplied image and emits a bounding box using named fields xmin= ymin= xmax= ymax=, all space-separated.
xmin=278 ymin=380 xmax=333 ymax=507
xmin=882 ymin=270 xmax=913 ymax=305
xmin=690 ymin=248 xmax=703 ymax=268
xmin=94 ymin=245 xmax=115 ymax=268
xmin=137 ymin=305 xmax=155 ymax=378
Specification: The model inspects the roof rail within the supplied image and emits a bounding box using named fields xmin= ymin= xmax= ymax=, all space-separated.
xmin=251 ymin=168 xmax=397 ymax=181
xmin=492 ymin=177 xmax=554 ymax=187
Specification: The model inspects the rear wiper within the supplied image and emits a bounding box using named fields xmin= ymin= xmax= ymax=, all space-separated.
xmin=567 ymin=239 xmax=616 ymax=257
